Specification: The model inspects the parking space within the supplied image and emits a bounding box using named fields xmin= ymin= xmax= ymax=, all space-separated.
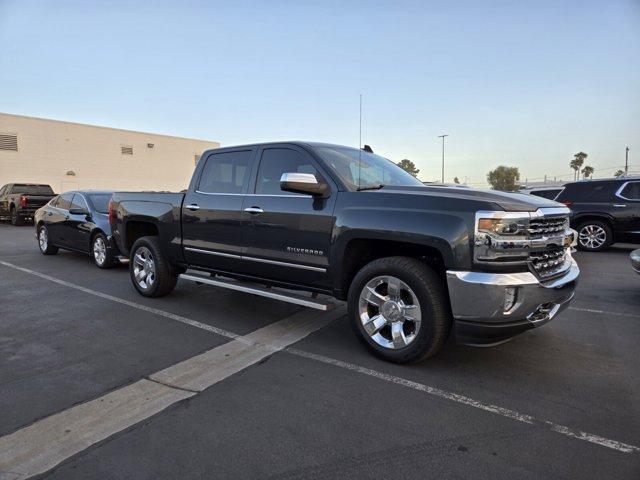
xmin=1 ymin=223 xmax=639 ymax=479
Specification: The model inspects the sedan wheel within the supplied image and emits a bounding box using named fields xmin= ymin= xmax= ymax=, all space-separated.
xmin=93 ymin=236 xmax=107 ymax=266
xmin=38 ymin=227 xmax=48 ymax=252
xmin=358 ymin=275 xmax=422 ymax=350
xmin=133 ymin=246 xmax=156 ymax=290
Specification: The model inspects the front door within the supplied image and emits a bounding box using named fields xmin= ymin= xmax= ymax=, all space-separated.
xmin=243 ymin=146 xmax=336 ymax=289
xmin=182 ymin=148 xmax=256 ymax=273
xmin=65 ymin=193 xmax=93 ymax=251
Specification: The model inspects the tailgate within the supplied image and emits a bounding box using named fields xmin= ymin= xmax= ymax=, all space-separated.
xmin=23 ymin=195 xmax=53 ymax=208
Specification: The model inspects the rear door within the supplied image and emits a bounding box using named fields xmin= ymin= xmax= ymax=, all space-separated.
xmin=48 ymin=192 xmax=73 ymax=245
xmin=242 ymin=145 xmax=336 ymax=288
xmin=182 ymin=148 xmax=256 ymax=272
xmin=65 ymin=193 xmax=93 ymax=251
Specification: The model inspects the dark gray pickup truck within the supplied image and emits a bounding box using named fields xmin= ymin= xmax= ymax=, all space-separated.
xmin=110 ymin=142 xmax=579 ymax=363
xmin=0 ymin=183 xmax=56 ymax=225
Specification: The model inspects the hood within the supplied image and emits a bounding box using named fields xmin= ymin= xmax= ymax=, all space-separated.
xmin=373 ymin=185 xmax=562 ymax=212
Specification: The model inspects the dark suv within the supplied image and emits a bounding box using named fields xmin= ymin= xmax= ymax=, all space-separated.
xmin=556 ymin=177 xmax=640 ymax=251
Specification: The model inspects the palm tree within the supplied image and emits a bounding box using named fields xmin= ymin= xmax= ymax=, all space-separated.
xmin=614 ymin=169 xmax=625 ymax=178
xmin=581 ymin=165 xmax=594 ymax=179
xmin=570 ymin=152 xmax=588 ymax=180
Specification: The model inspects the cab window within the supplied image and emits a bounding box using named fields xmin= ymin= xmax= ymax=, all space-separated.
xmin=255 ymin=148 xmax=318 ymax=195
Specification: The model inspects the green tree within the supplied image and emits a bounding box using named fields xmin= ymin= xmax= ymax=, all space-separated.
xmin=581 ymin=165 xmax=594 ymax=179
xmin=570 ymin=152 xmax=588 ymax=181
xmin=614 ymin=169 xmax=625 ymax=178
xmin=396 ymin=159 xmax=420 ymax=177
xmin=487 ymin=166 xmax=520 ymax=191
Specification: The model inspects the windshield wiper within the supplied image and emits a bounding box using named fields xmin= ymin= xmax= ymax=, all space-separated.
xmin=357 ymin=184 xmax=385 ymax=191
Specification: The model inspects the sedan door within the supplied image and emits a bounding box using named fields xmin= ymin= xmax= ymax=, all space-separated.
xmin=181 ymin=148 xmax=256 ymax=273
xmin=46 ymin=192 xmax=73 ymax=245
xmin=242 ymin=146 xmax=337 ymax=289
xmin=65 ymin=193 xmax=93 ymax=252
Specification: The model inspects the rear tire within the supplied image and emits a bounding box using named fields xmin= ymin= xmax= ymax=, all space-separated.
xmin=37 ymin=225 xmax=58 ymax=255
xmin=348 ymin=256 xmax=450 ymax=364
xmin=129 ymin=236 xmax=178 ymax=297
xmin=92 ymin=232 xmax=116 ymax=269
xmin=10 ymin=207 xmax=24 ymax=226
xmin=576 ymin=220 xmax=612 ymax=252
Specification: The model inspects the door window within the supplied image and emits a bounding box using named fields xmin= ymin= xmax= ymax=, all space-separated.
xmin=197 ymin=150 xmax=253 ymax=194
xmin=619 ymin=182 xmax=640 ymax=200
xmin=69 ymin=194 xmax=89 ymax=211
xmin=255 ymin=148 xmax=318 ymax=195
xmin=56 ymin=193 xmax=74 ymax=210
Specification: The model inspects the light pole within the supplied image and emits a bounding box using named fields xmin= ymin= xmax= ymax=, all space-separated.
xmin=625 ymin=146 xmax=630 ymax=176
xmin=438 ymin=134 xmax=449 ymax=183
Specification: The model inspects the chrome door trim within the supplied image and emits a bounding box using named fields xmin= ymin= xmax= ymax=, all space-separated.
xmin=183 ymin=247 xmax=326 ymax=272
xmin=242 ymin=255 xmax=326 ymax=272
xmin=184 ymin=246 xmax=241 ymax=259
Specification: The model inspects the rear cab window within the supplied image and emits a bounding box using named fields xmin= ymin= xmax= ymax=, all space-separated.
xmin=10 ymin=184 xmax=54 ymax=195
xmin=197 ymin=150 xmax=254 ymax=194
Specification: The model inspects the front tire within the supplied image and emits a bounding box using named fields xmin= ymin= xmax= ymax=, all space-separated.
xmin=92 ymin=232 xmax=116 ymax=269
xmin=348 ymin=256 xmax=450 ymax=364
xmin=577 ymin=220 xmax=612 ymax=252
xmin=37 ymin=225 xmax=58 ymax=255
xmin=129 ymin=236 xmax=178 ymax=297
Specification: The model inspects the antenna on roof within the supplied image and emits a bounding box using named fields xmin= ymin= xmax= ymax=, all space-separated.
xmin=358 ymin=94 xmax=362 ymax=190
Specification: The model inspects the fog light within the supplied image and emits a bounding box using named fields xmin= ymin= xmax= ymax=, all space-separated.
xmin=504 ymin=287 xmax=517 ymax=312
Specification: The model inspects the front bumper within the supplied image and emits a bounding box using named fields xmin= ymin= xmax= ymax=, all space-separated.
xmin=446 ymin=259 xmax=579 ymax=346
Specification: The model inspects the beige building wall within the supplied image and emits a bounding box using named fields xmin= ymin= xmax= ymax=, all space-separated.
xmin=0 ymin=113 xmax=220 ymax=193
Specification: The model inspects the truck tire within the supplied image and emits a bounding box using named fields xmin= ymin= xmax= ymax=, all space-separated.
xmin=576 ymin=220 xmax=612 ymax=252
xmin=92 ymin=232 xmax=116 ymax=269
xmin=10 ymin=207 xmax=24 ymax=226
xmin=348 ymin=256 xmax=450 ymax=364
xmin=129 ymin=236 xmax=178 ymax=297
xmin=37 ymin=225 xmax=58 ymax=255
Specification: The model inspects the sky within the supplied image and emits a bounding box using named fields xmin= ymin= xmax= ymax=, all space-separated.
xmin=0 ymin=0 xmax=638 ymax=186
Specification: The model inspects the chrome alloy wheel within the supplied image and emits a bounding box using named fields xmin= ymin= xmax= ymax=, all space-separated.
xmin=358 ymin=275 xmax=422 ymax=349
xmin=38 ymin=228 xmax=48 ymax=252
xmin=133 ymin=246 xmax=156 ymax=290
xmin=579 ymin=224 xmax=607 ymax=249
xmin=93 ymin=236 xmax=107 ymax=265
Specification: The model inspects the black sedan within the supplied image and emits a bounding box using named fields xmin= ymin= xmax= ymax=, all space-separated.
xmin=34 ymin=190 xmax=122 ymax=268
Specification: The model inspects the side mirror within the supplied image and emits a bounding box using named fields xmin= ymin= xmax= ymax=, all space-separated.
xmin=280 ymin=173 xmax=329 ymax=197
xmin=69 ymin=208 xmax=90 ymax=216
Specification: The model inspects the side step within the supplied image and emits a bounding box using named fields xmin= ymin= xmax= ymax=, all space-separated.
xmin=179 ymin=273 xmax=335 ymax=311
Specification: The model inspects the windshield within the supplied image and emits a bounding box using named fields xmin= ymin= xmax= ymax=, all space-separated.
xmin=314 ymin=146 xmax=424 ymax=190
xmin=11 ymin=184 xmax=54 ymax=195
xmin=87 ymin=193 xmax=112 ymax=213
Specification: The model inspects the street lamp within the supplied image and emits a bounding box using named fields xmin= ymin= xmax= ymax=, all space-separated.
xmin=438 ymin=134 xmax=449 ymax=183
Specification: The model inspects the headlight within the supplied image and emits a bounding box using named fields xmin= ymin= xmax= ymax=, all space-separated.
xmin=477 ymin=218 xmax=527 ymax=236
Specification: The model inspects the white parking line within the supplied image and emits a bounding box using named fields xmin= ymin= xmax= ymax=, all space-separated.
xmin=569 ymin=306 xmax=640 ymax=319
xmin=0 ymin=307 xmax=342 ymax=480
xmin=286 ymin=348 xmax=640 ymax=454
xmin=1 ymin=260 xmax=638 ymax=462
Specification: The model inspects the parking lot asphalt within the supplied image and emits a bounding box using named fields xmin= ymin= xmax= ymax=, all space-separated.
xmin=1 ymin=222 xmax=639 ymax=479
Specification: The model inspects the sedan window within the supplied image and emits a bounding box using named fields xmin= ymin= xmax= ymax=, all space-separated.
xmin=56 ymin=193 xmax=74 ymax=210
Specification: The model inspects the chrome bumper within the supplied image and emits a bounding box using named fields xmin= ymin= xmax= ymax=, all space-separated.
xmin=446 ymin=259 xmax=579 ymax=345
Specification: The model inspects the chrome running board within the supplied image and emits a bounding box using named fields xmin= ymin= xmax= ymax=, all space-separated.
xmin=179 ymin=273 xmax=335 ymax=311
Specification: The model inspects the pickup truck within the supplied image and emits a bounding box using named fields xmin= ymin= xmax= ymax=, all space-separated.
xmin=0 ymin=183 xmax=56 ymax=225
xmin=110 ymin=142 xmax=579 ymax=363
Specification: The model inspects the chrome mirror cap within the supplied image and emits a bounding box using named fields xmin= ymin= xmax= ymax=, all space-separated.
xmin=280 ymin=172 xmax=329 ymax=197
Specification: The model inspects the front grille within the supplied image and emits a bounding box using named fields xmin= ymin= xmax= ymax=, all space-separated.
xmin=528 ymin=216 xmax=568 ymax=237
xmin=530 ymin=248 xmax=568 ymax=278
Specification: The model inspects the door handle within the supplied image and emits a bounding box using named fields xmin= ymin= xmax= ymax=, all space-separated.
xmin=186 ymin=204 xmax=200 ymax=211
xmin=244 ymin=206 xmax=264 ymax=214
xmin=613 ymin=204 xmax=627 ymax=208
